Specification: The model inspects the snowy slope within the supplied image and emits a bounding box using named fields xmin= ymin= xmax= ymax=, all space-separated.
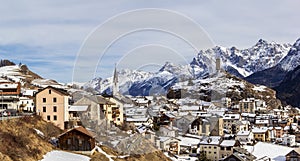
xmin=278 ymin=38 xmax=300 ymax=71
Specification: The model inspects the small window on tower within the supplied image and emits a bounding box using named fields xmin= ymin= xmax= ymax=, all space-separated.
xmin=49 ymin=90 xmax=51 ymax=94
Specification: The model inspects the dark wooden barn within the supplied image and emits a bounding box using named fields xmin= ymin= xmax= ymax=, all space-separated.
xmin=58 ymin=126 xmax=96 ymax=151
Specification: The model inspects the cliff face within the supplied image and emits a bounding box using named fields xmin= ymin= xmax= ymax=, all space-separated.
xmin=275 ymin=65 xmax=300 ymax=107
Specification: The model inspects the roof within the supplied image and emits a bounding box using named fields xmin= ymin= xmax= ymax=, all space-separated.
xmin=223 ymin=114 xmax=240 ymax=120
xmin=126 ymin=117 xmax=149 ymax=122
xmin=252 ymin=127 xmax=268 ymax=133
xmin=220 ymin=140 xmax=237 ymax=147
xmin=58 ymin=126 xmax=95 ymax=138
xmin=237 ymin=130 xmax=251 ymax=136
xmin=177 ymin=136 xmax=200 ymax=147
xmin=69 ymin=105 xmax=89 ymax=112
xmin=244 ymin=142 xmax=293 ymax=160
xmin=84 ymin=95 xmax=115 ymax=105
xmin=199 ymin=136 xmax=222 ymax=145
xmin=255 ymin=119 xmax=269 ymax=124
xmin=0 ymin=83 xmax=19 ymax=89
xmin=241 ymin=113 xmax=256 ymax=117
xmin=35 ymin=86 xmax=69 ymax=96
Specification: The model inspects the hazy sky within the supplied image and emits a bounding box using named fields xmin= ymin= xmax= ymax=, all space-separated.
xmin=0 ymin=0 xmax=299 ymax=83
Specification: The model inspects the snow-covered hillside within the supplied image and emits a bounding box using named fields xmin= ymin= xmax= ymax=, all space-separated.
xmin=0 ymin=64 xmax=67 ymax=89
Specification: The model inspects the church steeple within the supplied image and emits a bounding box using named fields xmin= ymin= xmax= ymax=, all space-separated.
xmin=113 ymin=64 xmax=119 ymax=96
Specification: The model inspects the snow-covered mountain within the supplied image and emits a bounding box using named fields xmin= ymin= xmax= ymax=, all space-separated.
xmin=194 ymin=39 xmax=291 ymax=78
xmin=278 ymin=38 xmax=300 ymax=71
xmin=246 ymin=38 xmax=300 ymax=87
xmin=85 ymin=39 xmax=294 ymax=96
xmin=83 ymin=62 xmax=195 ymax=96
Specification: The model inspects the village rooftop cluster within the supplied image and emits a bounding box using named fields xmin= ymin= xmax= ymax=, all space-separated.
xmin=0 ymin=63 xmax=300 ymax=161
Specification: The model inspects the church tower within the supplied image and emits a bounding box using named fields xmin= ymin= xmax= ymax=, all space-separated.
xmin=216 ymin=57 xmax=221 ymax=72
xmin=113 ymin=64 xmax=119 ymax=96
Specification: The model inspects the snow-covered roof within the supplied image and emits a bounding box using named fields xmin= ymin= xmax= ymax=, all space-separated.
xmin=199 ymin=136 xmax=221 ymax=145
xmin=126 ymin=117 xmax=149 ymax=122
xmin=237 ymin=130 xmax=251 ymax=136
xmin=69 ymin=105 xmax=89 ymax=112
xmin=177 ymin=136 xmax=200 ymax=147
xmin=180 ymin=105 xmax=200 ymax=111
xmin=255 ymin=119 xmax=269 ymax=124
xmin=223 ymin=114 xmax=240 ymax=120
xmin=0 ymin=83 xmax=18 ymax=89
xmin=244 ymin=142 xmax=293 ymax=161
xmin=241 ymin=113 xmax=256 ymax=117
xmin=220 ymin=140 xmax=236 ymax=147
xmin=22 ymin=89 xmax=37 ymax=96
xmin=252 ymin=127 xmax=268 ymax=133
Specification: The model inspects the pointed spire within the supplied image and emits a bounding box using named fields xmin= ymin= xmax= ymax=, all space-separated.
xmin=113 ymin=63 xmax=118 ymax=83
xmin=113 ymin=63 xmax=119 ymax=96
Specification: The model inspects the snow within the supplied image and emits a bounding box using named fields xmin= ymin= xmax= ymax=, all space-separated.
xmin=220 ymin=140 xmax=236 ymax=147
xmin=237 ymin=130 xmax=251 ymax=136
xmin=69 ymin=105 xmax=89 ymax=112
xmin=33 ymin=128 xmax=44 ymax=137
xmin=0 ymin=83 xmax=18 ymax=89
xmin=245 ymin=142 xmax=292 ymax=161
xmin=177 ymin=136 xmax=200 ymax=147
xmin=41 ymin=150 xmax=90 ymax=161
xmin=252 ymin=127 xmax=268 ymax=133
xmin=95 ymin=146 xmax=114 ymax=161
xmin=253 ymin=85 xmax=266 ymax=92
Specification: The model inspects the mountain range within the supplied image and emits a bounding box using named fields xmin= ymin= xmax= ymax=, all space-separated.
xmin=84 ymin=38 xmax=299 ymax=100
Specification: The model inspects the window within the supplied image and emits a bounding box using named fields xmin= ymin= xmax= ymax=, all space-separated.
xmin=117 ymin=118 xmax=120 ymax=121
xmin=49 ymin=90 xmax=51 ymax=94
xmin=43 ymin=106 xmax=46 ymax=112
xmin=43 ymin=98 xmax=46 ymax=103
xmin=53 ymin=115 xmax=57 ymax=121
xmin=53 ymin=106 xmax=57 ymax=112
xmin=53 ymin=97 xmax=57 ymax=103
xmin=47 ymin=115 xmax=50 ymax=121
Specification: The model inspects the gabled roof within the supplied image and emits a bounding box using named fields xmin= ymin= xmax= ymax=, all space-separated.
xmin=83 ymin=95 xmax=115 ymax=105
xmin=58 ymin=126 xmax=95 ymax=138
xmin=35 ymin=86 xmax=69 ymax=96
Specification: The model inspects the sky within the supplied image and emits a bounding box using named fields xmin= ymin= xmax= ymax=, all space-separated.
xmin=0 ymin=0 xmax=299 ymax=83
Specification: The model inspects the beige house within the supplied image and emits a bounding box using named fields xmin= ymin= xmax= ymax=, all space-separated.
xmin=74 ymin=95 xmax=114 ymax=124
xmin=219 ymin=140 xmax=240 ymax=159
xmin=35 ymin=86 xmax=70 ymax=129
xmin=198 ymin=136 xmax=222 ymax=161
xmin=74 ymin=95 xmax=124 ymax=126
xmin=103 ymin=96 xmax=124 ymax=125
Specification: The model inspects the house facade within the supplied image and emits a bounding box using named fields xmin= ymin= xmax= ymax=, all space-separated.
xmin=35 ymin=86 xmax=70 ymax=129
xmin=0 ymin=82 xmax=21 ymax=110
